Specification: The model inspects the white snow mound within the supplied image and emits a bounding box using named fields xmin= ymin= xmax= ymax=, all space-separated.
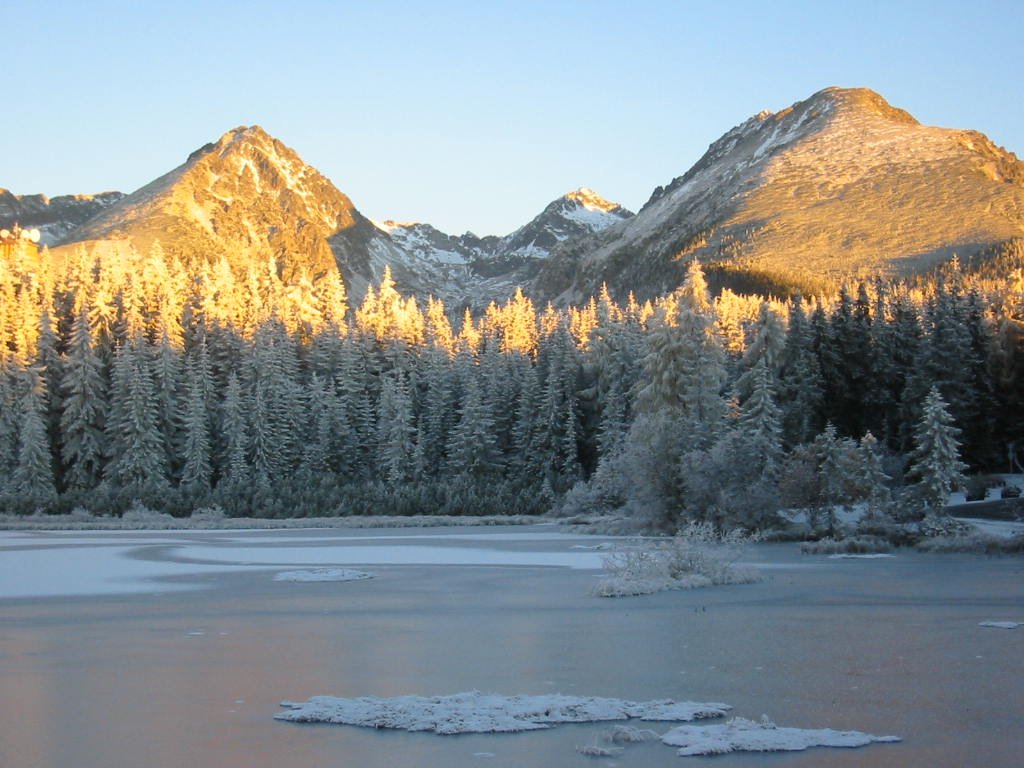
xmin=979 ymin=620 xmax=1023 ymax=629
xmin=273 ymin=568 xmax=373 ymax=583
xmin=661 ymin=716 xmax=901 ymax=756
xmin=275 ymin=692 xmax=732 ymax=734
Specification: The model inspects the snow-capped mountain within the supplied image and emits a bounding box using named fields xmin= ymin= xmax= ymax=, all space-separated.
xmin=48 ymin=125 xmax=630 ymax=308
xmin=60 ymin=125 xmax=367 ymax=289
xmin=0 ymin=189 xmax=125 ymax=245
xmin=363 ymin=188 xmax=633 ymax=307
xmin=535 ymin=87 xmax=1024 ymax=301
xmin=33 ymin=87 xmax=1024 ymax=309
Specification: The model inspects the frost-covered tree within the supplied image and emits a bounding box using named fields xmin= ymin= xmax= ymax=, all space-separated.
xmin=538 ymin=324 xmax=582 ymax=493
xmin=104 ymin=337 xmax=168 ymax=495
xmin=13 ymin=366 xmax=57 ymax=507
xmin=0 ymin=355 xmax=19 ymax=485
xmin=218 ymin=372 xmax=249 ymax=486
xmin=856 ymin=431 xmax=892 ymax=518
xmin=179 ymin=355 xmax=213 ymax=492
xmin=377 ymin=368 xmax=416 ymax=485
xmin=778 ymin=295 xmax=824 ymax=447
xmin=736 ymin=357 xmax=783 ymax=479
xmin=906 ymin=387 xmax=967 ymax=514
xmin=446 ymin=364 xmax=499 ymax=481
xmin=60 ymin=305 xmax=107 ymax=491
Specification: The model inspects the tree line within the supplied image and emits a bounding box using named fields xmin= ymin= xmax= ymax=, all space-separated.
xmin=0 ymin=239 xmax=1022 ymax=526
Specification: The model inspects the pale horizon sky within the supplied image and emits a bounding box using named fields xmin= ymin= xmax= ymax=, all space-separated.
xmin=5 ymin=0 xmax=1023 ymax=236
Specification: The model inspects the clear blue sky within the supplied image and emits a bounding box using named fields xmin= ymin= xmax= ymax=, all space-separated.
xmin=5 ymin=0 xmax=1022 ymax=236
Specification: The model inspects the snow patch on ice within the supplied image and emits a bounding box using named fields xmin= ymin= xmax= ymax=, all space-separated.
xmin=827 ymin=554 xmax=896 ymax=560
xmin=979 ymin=621 xmax=1023 ymax=629
xmin=661 ymin=716 xmax=900 ymax=756
xmin=275 ymin=692 xmax=732 ymax=734
xmin=274 ymin=568 xmax=373 ymax=583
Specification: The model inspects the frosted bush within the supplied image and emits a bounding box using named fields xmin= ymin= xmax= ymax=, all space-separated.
xmin=800 ymin=536 xmax=892 ymax=555
xmin=120 ymin=501 xmax=176 ymax=527
xmin=593 ymin=522 xmax=760 ymax=597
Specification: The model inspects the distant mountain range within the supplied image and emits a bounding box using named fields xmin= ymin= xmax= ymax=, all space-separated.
xmin=4 ymin=86 xmax=1022 ymax=306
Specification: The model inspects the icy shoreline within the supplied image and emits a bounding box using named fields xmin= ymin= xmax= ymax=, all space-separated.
xmin=0 ymin=512 xmax=548 ymax=532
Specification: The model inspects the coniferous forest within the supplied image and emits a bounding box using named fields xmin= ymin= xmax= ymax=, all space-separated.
xmin=1 ymin=237 xmax=1023 ymax=529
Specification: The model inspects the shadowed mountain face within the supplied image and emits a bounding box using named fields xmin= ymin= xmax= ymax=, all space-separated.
xmin=534 ymin=87 xmax=1024 ymax=301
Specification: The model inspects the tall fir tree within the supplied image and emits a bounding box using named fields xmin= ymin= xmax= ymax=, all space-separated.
xmin=906 ymin=387 xmax=967 ymax=514
xmin=60 ymin=304 xmax=107 ymax=491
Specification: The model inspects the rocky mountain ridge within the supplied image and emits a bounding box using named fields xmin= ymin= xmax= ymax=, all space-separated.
xmin=535 ymin=87 xmax=1024 ymax=301
xmin=6 ymin=86 xmax=1022 ymax=308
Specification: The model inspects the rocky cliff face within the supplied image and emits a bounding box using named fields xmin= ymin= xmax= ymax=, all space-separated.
xmin=534 ymin=87 xmax=1024 ymax=301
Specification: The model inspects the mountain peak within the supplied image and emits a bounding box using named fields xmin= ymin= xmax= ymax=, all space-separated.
xmin=539 ymin=85 xmax=1024 ymax=303
xmin=809 ymin=86 xmax=919 ymax=125
xmin=563 ymin=187 xmax=621 ymax=213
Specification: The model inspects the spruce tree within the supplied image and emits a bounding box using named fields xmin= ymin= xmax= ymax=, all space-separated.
xmin=219 ymin=372 xmax=250 ymax=485
xmin=179 ymin=355 xmax=213 ymax=493
xmin=60 ymin=305 xmax=107 ymax=491
xmin=104 ymin=337 xmax=167 ymax=496
xmin=907 ymin=387 xmax=967 ymax=514
xmin=13 ymin=366 xmax=57 ymax=508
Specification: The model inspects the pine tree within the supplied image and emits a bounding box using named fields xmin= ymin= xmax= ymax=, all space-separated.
xmin=219 ymin=372 xmax=250 ymax=485
xmin=104 ymin=337 xmax=167 ymax=495
xmin=736 ymin=356 xmax=783 ymax=478
xmin=778 ymin=295 xmax=824 ymax=447
xmin=446 ymin=363 xmax=500 ymax=481
xmin=377 ymin=368 xmax=416 ymax=484
xmin=179 ymin=355 xmax=213 ymax=493
xmin=60 ymin=304 xmax=107 ymax=491
xmin=907 ymin=387 xmax=967 ymax=514
xmin=13 ymin=366 xmax=57 ymax=507
xmin=0 ymin=355 xmax=19 ymax=486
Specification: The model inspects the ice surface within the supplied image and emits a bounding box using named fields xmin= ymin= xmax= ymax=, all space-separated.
xmin=0 ymin=528 xmax=608 ymax=598
xmin=0 ymin=539 xmax=254 ymax=598
xmin=661 ymin=716 xmax=901 ymax=756
xmin=979 ymin=621 xmax=1023 ymax=629
xmin=182 ymin=544 xmax=605 ymax=569
xmin=827 ymin=554 xmax=896 ymax=559
xmin=275 ymin=692 xmax=732 ymax=734
xmin=273 ymin=568 xmax=373 ymax=583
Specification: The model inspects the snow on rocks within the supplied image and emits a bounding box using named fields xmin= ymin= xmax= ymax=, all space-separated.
xmin=275 ymin=692 xmax=732 ymax=734
xmin=273 ymin=567 xmax=373 ymax=583
xmin=661 ymin=716 xmax=901 ymax=756
xmin=979 ymin=620 xmax=1023 ymax=629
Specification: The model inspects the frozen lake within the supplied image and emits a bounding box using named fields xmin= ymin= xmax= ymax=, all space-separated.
xmin=1 ymin=525 xmax=1022 ymax=766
